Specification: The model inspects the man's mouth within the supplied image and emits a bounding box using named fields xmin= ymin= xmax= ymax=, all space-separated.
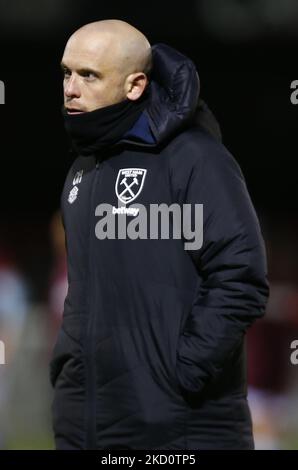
xmin=66 ymin=107 xmax=85 ymax=115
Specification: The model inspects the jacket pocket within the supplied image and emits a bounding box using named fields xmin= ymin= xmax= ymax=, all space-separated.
xmin=50 ymin=277 xmax=87 ymax=387
xmin=49 ymin=313 xmax=84 ymax=387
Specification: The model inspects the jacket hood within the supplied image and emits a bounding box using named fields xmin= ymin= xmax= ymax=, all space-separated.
xmin=146 ymin=43 xmax=200 ymax=143
xmin=121 ymin=43 xmax=222 ymax=147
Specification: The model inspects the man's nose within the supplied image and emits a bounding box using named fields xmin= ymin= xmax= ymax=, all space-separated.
xmin=64 ymin=75 xmax=81 ymax=98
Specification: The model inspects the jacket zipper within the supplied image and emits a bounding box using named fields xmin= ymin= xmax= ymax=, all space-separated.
xmin=86 ymin=156 xmax=100 ymax=449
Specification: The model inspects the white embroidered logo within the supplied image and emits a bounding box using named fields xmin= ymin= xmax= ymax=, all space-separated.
xmin=68 ymin=186 xmax=79 ymax=204
xmin=68 ymin=169 xmax=84 ymax=204
xmin=73 ymin=169 xmax=83 ymax=185
xmin=115 ymin=168 xmax=147 ymax=204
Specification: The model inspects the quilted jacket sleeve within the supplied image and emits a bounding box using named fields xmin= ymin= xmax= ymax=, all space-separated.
xmin=175 ymin=139 xmax=270 ymax=394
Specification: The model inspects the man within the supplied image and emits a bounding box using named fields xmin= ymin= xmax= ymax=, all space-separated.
xmin=49 ymin=19 xmax=269 ymax=450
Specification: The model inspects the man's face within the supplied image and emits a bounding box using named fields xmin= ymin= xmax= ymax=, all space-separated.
xmin=61 ymin=33 xmax=128 ymax=114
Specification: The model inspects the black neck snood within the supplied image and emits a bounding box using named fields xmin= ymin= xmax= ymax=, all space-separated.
xmin=62 ymin=86 xmax=150 ymax=156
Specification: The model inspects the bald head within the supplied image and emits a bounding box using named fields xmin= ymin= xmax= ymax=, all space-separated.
xmin=71 ymin=20 xmax=152 ymax=76
xmin=61 ymin=20 xmax=152 ymax=112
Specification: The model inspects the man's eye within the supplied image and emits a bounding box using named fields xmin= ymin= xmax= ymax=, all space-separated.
xmin=82 ymin=72 xmax=96 ymax=79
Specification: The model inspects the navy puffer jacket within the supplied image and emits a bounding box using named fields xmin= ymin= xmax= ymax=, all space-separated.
xmin=49 ymin=43 xmax=269 ymax=450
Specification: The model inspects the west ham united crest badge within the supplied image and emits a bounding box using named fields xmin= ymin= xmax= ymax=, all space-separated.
xmin=115 ymin=168 xmax=147 ymax=204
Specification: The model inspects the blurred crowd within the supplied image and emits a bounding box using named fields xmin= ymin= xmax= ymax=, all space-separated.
xmin=0 ymin=212 xmax=67 ymax=449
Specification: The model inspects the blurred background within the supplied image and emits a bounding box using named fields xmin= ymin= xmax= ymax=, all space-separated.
xmin=0 ymin=0 xmax=298 ymax=449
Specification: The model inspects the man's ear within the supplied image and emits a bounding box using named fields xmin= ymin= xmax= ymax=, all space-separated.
xmin=125 ymin=72 xmax=148 ymax=101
